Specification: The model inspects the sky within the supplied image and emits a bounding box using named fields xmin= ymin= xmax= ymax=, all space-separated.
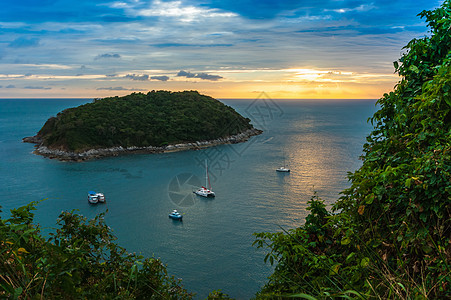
xmin=0 ymin=0 xmax=444 ymax=99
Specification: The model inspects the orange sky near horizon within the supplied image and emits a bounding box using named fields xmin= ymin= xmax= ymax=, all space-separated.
xmin=0 ymin=68 xmax=400 ymax=100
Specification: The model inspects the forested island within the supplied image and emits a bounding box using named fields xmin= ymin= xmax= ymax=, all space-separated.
xmin=23 ymin=90 xmax=262 ymax=161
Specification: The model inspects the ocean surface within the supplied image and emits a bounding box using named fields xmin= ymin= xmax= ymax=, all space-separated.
xmin=0 ymin=97 xmax=377 ymax=299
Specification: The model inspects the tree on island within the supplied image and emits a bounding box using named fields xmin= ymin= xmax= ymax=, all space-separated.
xmin=254 ymin=1 xmax=450 ymax=298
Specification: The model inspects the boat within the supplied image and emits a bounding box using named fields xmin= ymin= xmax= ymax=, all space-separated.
xmin=88 ymin=191 xmax=98 ymax=204
xmin=276 ymin=166 xmax=290 ymax=172
xmin=276 ymin=150 xmax=290 ymax=172
xmin=194 ymin=160 xmax=215 ymax=198
xmin=169 ymin=209 xmax=183 ymax=220
xmin=194 ymin=186 xmax=216 ymax=197
xmin=96 ymin=192 xmax=106 ymax=203
xmin=88 ymin=191 xmax=106 ymax=204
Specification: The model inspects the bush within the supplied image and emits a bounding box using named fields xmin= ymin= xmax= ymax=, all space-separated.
xmin=0 ymin=201 xmax=193 ymax=299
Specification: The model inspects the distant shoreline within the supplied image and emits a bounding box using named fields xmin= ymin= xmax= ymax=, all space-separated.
xmin=23 ymin=128 xmax=262 ymax=162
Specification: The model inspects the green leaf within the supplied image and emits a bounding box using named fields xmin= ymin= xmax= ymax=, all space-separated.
xmin=409 ymin=65 xmax=420 ymax=73
xmin=444 ymin=96 xmax=451 ymax=107
xmin=341 ymin=290 xmax=367 ymax=300
xmin=405 ymin=178 xmax=412 ymax=188
xmin=289 ymin=293 xmax=318 ymax=299
xmin=341 ymin=237 xmax=351 ymax=245
xmin=364 ymin=194 xmax=374 ymax=204
xmin=14 ymin=287 xmax=23 ymax=297
xmin=346 ymin=252 xmax=356 ymax=262
xmin=420 ymin=213 xmax=428 ymax=222
xmin=329 ymin=263 xmax=341 ymax=276
xmin=360 ymin=257 xmax=370 ymax=267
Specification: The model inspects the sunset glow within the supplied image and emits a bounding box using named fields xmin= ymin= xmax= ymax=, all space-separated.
xmin=0 ymin=0 xmax=443 ymax=99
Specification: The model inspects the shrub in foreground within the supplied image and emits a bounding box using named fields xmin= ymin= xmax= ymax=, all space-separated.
xmin=0 ymin=202 xmax=193 ymax=299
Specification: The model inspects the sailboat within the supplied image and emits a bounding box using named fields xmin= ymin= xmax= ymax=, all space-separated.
xmin=276 ymin=150 xmax=290 ymax=172
xmin=194 ymin=160 xmax=216 ymax=197
xmin=276 ymin=165 xmax=290 ymax=172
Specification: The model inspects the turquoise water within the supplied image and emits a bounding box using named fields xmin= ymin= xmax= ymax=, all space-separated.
xmin=0 ymin=98 xmax=377 ymax=299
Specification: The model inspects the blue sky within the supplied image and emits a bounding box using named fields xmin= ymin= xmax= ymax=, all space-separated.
xmin=0 ymin=0 xmax=444 ymax=98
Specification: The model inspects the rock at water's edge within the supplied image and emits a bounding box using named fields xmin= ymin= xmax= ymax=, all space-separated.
xmin=23 ymin=128 xmax=263 ymax=162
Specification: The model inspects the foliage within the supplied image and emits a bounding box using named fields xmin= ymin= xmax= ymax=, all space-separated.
xmin=254 ymin=2 xmax=451 ymax=299
xmin=206 ymin=290 xmax=234 ymax=299
xmin=0 ymin=202 xmax=193 ymax=299
xmin=37 ymin=90 xmax=254 ymax=151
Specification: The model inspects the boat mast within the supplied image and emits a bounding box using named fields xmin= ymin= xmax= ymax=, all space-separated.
xmin=283 ymin=149 xmax=287 ymax=167
xmin=205 ymin=159 xmax=212 ymax=190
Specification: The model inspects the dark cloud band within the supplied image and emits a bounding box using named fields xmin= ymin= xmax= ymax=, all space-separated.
xmin=177 ymin=70 xmax=223 ymax=81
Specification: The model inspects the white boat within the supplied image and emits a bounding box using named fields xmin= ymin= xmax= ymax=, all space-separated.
xmin=88 ymin=191 xmax=106 ymax=204
xmin=88 ymin=191 xmax=98 ymax=204
xmin=194 ymin=186 xmax=216 ymax=197
xmin=194 ymin=160 xmax=215 ymax=198
xmin=169 ymin=209 xmax=183 ymax=220
xmin=276 ymin=166 xmax=290 ymax=172
xmin=276 ymin=150 xmax=290 ymax=172
xmin=96 ymin=192 xmax=106 ymax=203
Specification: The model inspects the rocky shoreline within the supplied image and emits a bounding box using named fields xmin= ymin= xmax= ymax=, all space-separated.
xmin=23 ymin=128 xmax=263 ymax=162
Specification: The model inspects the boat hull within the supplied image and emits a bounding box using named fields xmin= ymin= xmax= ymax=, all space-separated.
xmin=169 ymin=214 xmax=183 ymax=220
xmin=88 ymin=197 xmax=98 ymax=204
xmin=194 ymin=190 xmax=215 ymax=198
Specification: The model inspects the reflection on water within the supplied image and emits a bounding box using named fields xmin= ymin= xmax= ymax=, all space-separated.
xmin=0 ymin=98 xmax=377 ymax=299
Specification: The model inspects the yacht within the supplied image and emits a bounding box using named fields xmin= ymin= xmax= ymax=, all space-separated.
xmin=194 ymin=160 xmax=216 ymax=197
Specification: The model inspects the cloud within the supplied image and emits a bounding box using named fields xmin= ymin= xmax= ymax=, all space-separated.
xmin=124 ymin=74 xmax=170 ymax=81
xmin=94 ymin=53 xmax=121 ymax=60
xmin=177 ymin=70 xmax=223 ymax=81
xmin=8 ymin=37 xmax=40 ymax=48
xmin=177 ymin=70 xmax=196 ymax=78
xmin=325 ymin=4 xmax=376 ymax=14
xmin=152 ymin=42 xmax=233 ymax=48
xmin=124 ymin=74 xmax=149 ymax=81
xmin=115 ymin=0 xmax=238 ymax=22
xmin=97 ymin=87 xmax=130 ymax=91
xmin=150 ymin=75 xmax=169 ymax=81
xmin=24 ymin=86 xmax=51 ymax=90
xmin=96 ymin=87 xmax=146 ymax=91
xmin=195 ymin=72 xmax=223 ymax=81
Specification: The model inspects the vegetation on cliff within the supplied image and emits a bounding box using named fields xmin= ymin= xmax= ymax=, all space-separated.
xmin=36 ymin=90 xmax=254 ymax=152
xmin=254 ymin=2 xmax=451 ymax=298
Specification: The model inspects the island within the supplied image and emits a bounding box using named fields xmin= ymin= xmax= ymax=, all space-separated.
xmin=23 ymin=90 xmax=262 ymax=161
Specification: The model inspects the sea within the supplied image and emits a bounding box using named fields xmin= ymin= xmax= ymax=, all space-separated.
xmin=0 ymin=97 xmax=378 ymax=299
